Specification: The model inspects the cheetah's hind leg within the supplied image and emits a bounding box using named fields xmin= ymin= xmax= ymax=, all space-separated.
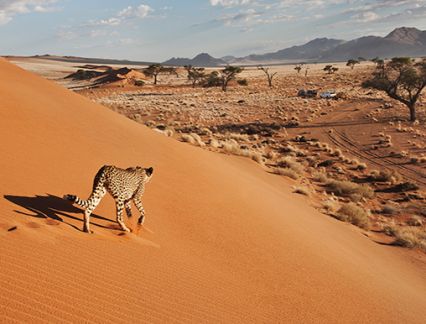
xmin=115 ymin=200 xmax=131 ymax=233
xmin=133 ymin=197 xmax=146 ymax=225
xmin=125 ymin=201 xmax=132 ymax=218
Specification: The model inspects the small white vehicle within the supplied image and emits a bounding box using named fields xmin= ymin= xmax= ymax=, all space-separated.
xmin=320 ymin=90 xmax=337 ymax=99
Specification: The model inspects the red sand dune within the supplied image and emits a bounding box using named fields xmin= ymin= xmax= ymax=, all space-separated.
xmin=0 ymin=58 xmax=425 ymax=323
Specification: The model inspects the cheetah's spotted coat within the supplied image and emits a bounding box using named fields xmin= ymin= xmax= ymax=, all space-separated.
xmin=64 ymin=165 xmax=153 ymax=233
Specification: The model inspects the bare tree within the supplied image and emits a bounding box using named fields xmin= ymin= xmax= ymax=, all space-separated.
xmin=220 ymin=65 xmax=243 ymax=92
xmin=305 ymin=66 xmax=310 ymax=78
xmin=257 ymin=65 xmax=277 ymax=87
xmin=362 ymin=57 xmax=426 ymax=122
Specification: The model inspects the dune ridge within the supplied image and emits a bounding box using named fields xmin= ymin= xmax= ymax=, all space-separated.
xmin=0 ymin=58 xmax=425 ymax=323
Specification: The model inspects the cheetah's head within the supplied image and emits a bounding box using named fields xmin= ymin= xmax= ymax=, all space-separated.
xmin=145 ymin=167 xmax=154 ymax=181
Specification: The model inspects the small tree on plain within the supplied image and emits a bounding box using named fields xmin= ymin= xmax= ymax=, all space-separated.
xmin=346 ymin=59 xmax=360 ymax=69
xmin=143 ymin=64 xmax=163 ymax=85
xmin=324 ymin=65 xmax=338 ymax=74
xmin=184 ymin=65 xmax=193 ymax=79
xmin=305 ymin=66 xmax=310 ymax=78
xmin=294 ymin=64 xmax=302 ymax=74
xmin=220 ymin=65 xmax=243 ymax=92
xmin=258 ymin=65 xmax=277 ymax=87
xmin=371 ymin=57 xmax=385 ymax=76
xmin=362 ymin=57 xmax=426 ymax=122
xmin=187 ymin=66 xmax=206 ymax=87
xmin=184 ymin=64 xmax=192 ymax=72
xmin=203 ymin=71 xmax=222 ymax=87
xmin=163 ymin=67 xmax=178 ymax=78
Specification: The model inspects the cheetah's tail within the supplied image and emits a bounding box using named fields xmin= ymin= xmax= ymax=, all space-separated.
xmin=63 ymin=194 xmax=90 ymax=208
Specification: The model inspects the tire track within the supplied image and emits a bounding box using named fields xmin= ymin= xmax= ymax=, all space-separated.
xmin=329 ymin=128 xmax=426 ymax=187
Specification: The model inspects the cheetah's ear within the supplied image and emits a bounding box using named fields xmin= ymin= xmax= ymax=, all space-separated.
xmin=145 ymin=167 xmax=154 ymax=177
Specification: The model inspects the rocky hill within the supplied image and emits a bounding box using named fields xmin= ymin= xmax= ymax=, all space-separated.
xmin=163 ymin=53 xmax=226 ymax=67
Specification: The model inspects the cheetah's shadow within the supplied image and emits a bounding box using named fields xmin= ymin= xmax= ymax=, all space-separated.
xmin=4 ymin=194 xmax=114 ymax=232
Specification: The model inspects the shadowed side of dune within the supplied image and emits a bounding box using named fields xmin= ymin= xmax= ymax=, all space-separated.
xmin=3 ymin=194 xmax=116 ymax=231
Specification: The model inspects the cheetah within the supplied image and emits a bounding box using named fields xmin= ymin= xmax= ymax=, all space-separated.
xmin=64 ymin=165 xmax=153 ymax=233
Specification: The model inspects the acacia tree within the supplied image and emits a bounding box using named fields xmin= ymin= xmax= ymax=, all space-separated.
xmin=187 ymin=66 xmax=206 ymax=87
xmin=371 ymin=57 xmax=385 ymax=77
xmin=143 ymin=64 xmax=163 ymax=85
xmin=184 ymin=65 xmax=193 ymax=78
xmin=220 ymin=65 xmax=243 ymax=92
xmin=323 ymin=65 xmax=338 ymax=74
xmin=346 ymin=59 xmax=360 ymax=69
xmin=257 ymin=65 xmax=277 ymax=87
xmin=362 ymin=57 xmax=426 ymax=122
xmin=162 ymin=67 xmax=178 ymax=78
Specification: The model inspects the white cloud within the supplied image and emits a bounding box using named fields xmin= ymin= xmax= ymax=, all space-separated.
xmin=353 ymin=11 xmax=379 ymax=22
xmin=210 ymin=0 xmax=253 ymax=7
xmin=118 ymin=4 xmax=151 ymax=19
xmin=0 ymin=0 xmax=57 ymax=25
xmin=90 ymin=3 xmax=152 ymax=26
xmin=220 ymin=8 xmax=261 ymax=25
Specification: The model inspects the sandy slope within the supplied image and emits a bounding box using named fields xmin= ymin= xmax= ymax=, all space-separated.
xmin=0 ymin=58 xmax=425 ymax=323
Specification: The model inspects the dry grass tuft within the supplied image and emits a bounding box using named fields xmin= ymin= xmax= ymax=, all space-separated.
xmin=244 ymin=150 xmax=264 ymax=164
xmin=221 ymin=139 xmax=241 ymax=154
xmin=154 ymin=128 xmax=173 ymax=137
xmin=368 ymin=170 xmax=402 ymax=184
xmin=273 ymin=167 xmax=299 ymax=180
xmin=312 ymin=171 xmax=329 ymax=183
xmin=181 ymin=134 xmax=195 ymax=144
xmin=322 ymin=199 xmax=339 ymax=213
xmin=293 ymin=186 xmax=310 ymax=196
xmin=391 ymin=227 xmax=426 ymax=251
xmin=406 ymin=216 xmax=423 ymax=227
xmin=355 ymin=162 xmax=367 ymax=171
xmin=181 ymin=133 xmax=205 ymax=146
xmin=335 ymin=203 xmax=370 ymax=229
xmin=326 ymin=180 xmax=374 ymax=201
xmin=220 ymin=139 xmax=264 ymax=164
xmin=330 ymin=148 xmax=343 ymax=157
xmin=190 ymin=133 xmax=206 ymax=147
xmin=276 ymin=157 xmax=304 ymax=174
xmin=209 ymin=138 xmax=220 ymax=148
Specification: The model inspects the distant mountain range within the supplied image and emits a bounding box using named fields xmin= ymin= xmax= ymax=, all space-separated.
xmin=241 ymin=38 xmax=345 ymax=63
xmin=163 ymin=27 xmax=426 ymax=67
xmin=163 ymin=53 xmax=226 ymax=67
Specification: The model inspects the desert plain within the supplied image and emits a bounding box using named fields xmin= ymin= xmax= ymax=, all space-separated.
xmin=0 ymin=55 xmax=425 ymax=323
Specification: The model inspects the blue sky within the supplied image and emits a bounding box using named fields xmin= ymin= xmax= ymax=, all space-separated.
xmin=0 ymin=0 xmax=425 ymax=61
